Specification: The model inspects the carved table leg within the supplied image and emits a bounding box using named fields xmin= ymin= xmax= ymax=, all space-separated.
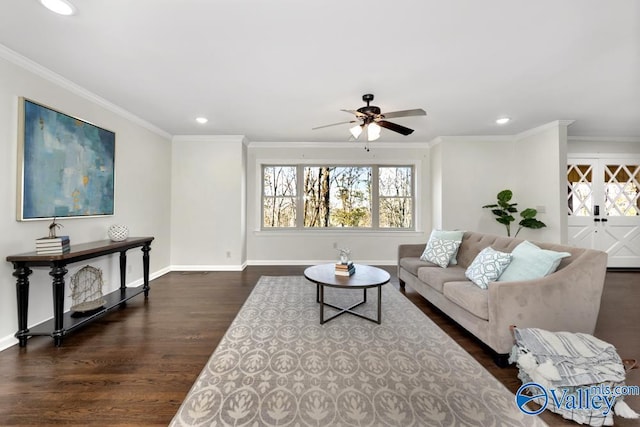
xmin=50 ymin=264 xmax=68 ymax=347
xmin=13 ymin=262 xmax=32 ymax=347
xmin=119 ymin=250 xmax=127 ymax=291
xmin=142 ymin=243 xmax=151 ymax=297
xmin=119 ymin=251 xmax=128 ymax=308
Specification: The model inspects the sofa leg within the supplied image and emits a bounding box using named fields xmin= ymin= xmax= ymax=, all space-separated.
xmin=399 ymin=279 xmax=405 ymax=290
xmin=494 ymin=353 xmax=510 ymax=368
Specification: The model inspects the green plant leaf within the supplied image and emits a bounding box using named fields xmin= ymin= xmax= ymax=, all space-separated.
xmin=482 ymin=204 xmax=498 ymax=208
xmin=491 ymin=209 xmax=508 ymax=217
xmin=497 ymin=189 xmax=513 ymax=203
xmin=497 ymin=215 xmax=515 ymax=225
xmin=520 ymin=208 xmax=538 ymax=219
xmin=519 ymin=218 xmax=546 ymax=229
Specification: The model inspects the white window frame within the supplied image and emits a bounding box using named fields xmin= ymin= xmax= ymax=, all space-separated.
xmin=260 ymin=163 xmax=415 ymax=231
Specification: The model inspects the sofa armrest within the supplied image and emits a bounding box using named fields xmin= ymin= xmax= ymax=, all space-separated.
xmin=398 ymin=243 xmax=425 ymax=260
xmin=487 ymin=249 xmax=607 ymax=354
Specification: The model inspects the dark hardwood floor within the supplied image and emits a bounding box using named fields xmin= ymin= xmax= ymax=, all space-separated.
xmin=0 ymin=267 xmax=637 ymax=426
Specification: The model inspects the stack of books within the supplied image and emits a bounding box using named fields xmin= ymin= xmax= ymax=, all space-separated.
xmin=335 ymin=261 xmax=355 ymax=276
xmin=36 ymin=236 xmax=70 ymax=255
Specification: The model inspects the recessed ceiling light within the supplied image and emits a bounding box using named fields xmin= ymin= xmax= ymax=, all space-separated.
xmin=195 ymin=117 xmax=208 ymax=124
xmin=40 ymin=0 xmax=76 ymax=16
xmin=496 ymin=117 xmax=511 ymax=125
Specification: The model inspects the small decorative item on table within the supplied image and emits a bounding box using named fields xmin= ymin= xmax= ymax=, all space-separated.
xmin=35 ymin=217 xmax=70 ymax=254
xmin=108 ymin=224 xmax=129 ymax=242
xmin=35 ymin=235 xmax=70 ymax=254
xmin=335 ymin=248 xmax=355 ymax=276
xmin=335 ymin=261 xmax=355 ymax=276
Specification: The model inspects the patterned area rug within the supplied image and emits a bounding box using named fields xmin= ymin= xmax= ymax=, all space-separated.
xmin=170 ymin=276 xmax=547 ymax=426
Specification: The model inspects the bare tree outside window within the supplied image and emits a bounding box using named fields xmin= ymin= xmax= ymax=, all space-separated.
xmin=263 ymin=166 xmax=297 ymax=227
xmin=262 ymin=164 xmax=414 ymax=229
xmin=379 ymin=167 xmax=413 ymax=228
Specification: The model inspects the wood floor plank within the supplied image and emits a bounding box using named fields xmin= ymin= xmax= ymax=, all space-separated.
xmin=0 ymin=267 xmax=637 ymax=426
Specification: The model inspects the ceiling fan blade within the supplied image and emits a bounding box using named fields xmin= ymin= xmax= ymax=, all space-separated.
xmin=382 ymin=109 xmax=427 ymax=119
xmin=312 ymin=120 xmax=357 ymax=130
xmin=377 ymin=120 xmax=415 ymax=136
xmin=341 ymin=109 xmax=368 ymax=118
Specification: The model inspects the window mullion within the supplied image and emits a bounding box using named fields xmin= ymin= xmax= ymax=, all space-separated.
xmin=296 ymin=164 xmax=303 ymax=228
xmin=371 ymin=166 xmax=379 ymax=229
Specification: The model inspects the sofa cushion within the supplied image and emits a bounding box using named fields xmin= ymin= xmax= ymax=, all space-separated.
xmin=420 ymin=238 xmax=461 ymax=268
xmin=417 ymin=266 xmax=467 ymax=293
xmin=456 ymin=232 xmax=522 ymax=268
xmin=498 ymin=240 xmax=572 ymax=282
xmin=442 ymin=281 xmax=489 ymax=320
xmin=399 ymin=257 xmax=436 ymax=276
xmin=465 ymin=247 xmax=512 ymax=289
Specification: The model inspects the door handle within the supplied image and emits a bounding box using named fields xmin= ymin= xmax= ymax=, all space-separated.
xmin=601 ymin=218 xmax=608 ymax=223
xmin=594 ymin=218 xmax=601 ymax=222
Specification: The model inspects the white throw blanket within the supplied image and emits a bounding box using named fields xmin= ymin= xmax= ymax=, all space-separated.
xmin=510 ymin=328 xmax=638 ymax=426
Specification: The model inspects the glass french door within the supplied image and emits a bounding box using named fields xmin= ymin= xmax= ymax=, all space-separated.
xmin=568 ymin=158 xmax=640 ymax=267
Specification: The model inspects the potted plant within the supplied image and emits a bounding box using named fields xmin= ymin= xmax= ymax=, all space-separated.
xmin=482 ymin=189 xmax=546 ymax=237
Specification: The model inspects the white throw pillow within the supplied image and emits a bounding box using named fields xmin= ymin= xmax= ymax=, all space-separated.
xmin=425 ymin=229 xmax=465 ymax=266
xmin=498 ymin=240 xmax=571 ymax=282
xmin=420 ymin=238 xmax=462 ymax=268
xmin=465 ymin=247 xmax=512 ymax=289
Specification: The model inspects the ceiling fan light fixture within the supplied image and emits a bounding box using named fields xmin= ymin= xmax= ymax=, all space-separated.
xmin=40 ymin=0 xmax=76 ymax=15
xmin=496 ymin=117 xmax=511 ymax=125
xmin=349 ymin=124 xmax=363 ymax=139
xmin=367 ymin=122 xmax=381 ymax=141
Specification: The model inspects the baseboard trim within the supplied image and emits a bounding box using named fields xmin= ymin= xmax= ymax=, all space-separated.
xmin=246 ymin=259 xmax=396 ymax=267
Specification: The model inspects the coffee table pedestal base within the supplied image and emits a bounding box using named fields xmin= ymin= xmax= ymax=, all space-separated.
xmin=317 ymin=284 xmax=382 ymax=324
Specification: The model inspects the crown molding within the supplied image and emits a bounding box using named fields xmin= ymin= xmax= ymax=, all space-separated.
xmin=568 ymin=136 xmax=640 ymax=144
xmin=515 ymin=120 xmax=575 ymax=140
xmin=172 ymin=135 xmax=248 ymax=144
xmin=0 ymin=43 xmax=171 ymax=139
xmin=245 ymin=140 xmax=430 ymax=149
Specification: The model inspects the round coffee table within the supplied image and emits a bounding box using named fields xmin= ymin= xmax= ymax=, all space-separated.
xmin=303 ymin=264 xmax=391 ymax=324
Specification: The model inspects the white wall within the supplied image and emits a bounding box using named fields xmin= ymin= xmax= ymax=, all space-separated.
xmin=430 ymin=122 xmax=570 ymax=243
xmin=431 ymin=136 xmax=517 ymax=233
xmin=568 ymin=137 xmax=640 ymax=155
xmin=0 ymin=50 xmax=172 ymax=350
xmin=513 ymin=121 xmax=572 ymax=243
xmin=246 ymin=142 xmax=431 ymax=265
xmin=170 ymin=135 xmax=247 ymax=270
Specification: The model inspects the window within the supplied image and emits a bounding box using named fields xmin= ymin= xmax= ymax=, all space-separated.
xmin=262 ymin=165 xmax=414 ymax=229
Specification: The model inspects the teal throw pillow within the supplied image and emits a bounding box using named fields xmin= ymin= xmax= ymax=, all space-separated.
xmin=428 ymin=229 xmax=465 ymax=265
xmin=498 ymin=240 xmax=571 ymax=282
xmin=420 ymin=238 xmax=462 ymax=268
xmin=465 ymin=247 xmax=512 ymax=289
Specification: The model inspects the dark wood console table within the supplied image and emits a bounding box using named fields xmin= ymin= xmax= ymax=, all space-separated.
xmin=6 ymin=237 xmax=154 ymax=347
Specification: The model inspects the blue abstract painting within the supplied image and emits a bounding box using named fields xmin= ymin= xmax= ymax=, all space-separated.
xmin=19 ymin=99 xmax=115 ymax=220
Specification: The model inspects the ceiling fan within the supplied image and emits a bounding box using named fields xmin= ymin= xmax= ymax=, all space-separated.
xmin=313 ymin=94 xmax=426 ymax=142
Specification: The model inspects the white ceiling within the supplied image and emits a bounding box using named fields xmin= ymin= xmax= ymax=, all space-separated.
xmin=1 ymin=0 xmax=638 ymax=142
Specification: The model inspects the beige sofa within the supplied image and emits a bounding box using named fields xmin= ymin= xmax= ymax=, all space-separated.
xmin=398 ymin=231 xmax=608 ymax=361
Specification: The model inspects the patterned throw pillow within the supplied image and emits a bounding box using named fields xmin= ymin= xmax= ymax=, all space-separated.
xmin=465 ymin=247 xmax=512 ymax=289
xmin=420 ymin=238 xmax=462 ymax=268
xmin=429 ymin=229 xmax=465 ymax=265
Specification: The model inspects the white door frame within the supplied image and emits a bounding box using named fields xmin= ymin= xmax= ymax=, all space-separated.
xmin=568 ymin=155 xmax=640 ymax=268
